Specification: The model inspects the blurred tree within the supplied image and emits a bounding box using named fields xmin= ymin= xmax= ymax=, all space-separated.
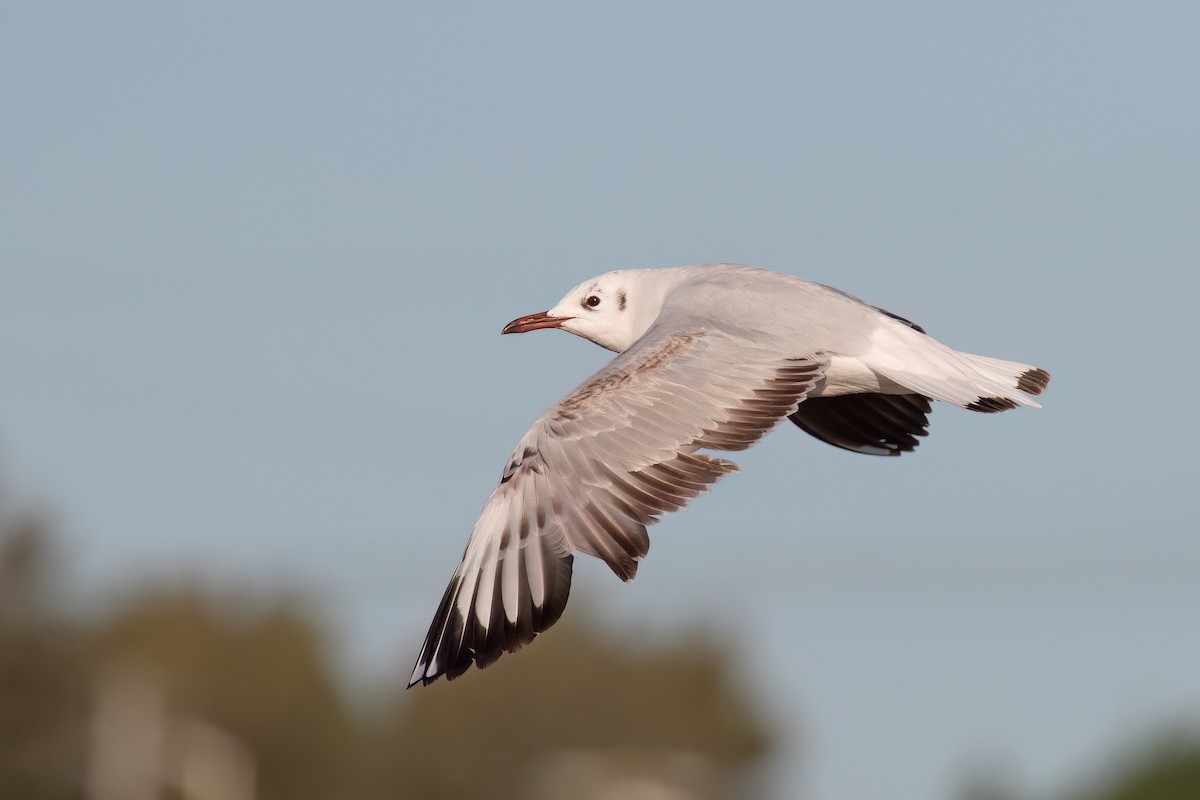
xmin=1068 ymin=735 xmax=1200 ymax=800
xmin=0 ymin=514 xmax=89 ymax=800
xmin=386 ymin=615 xmax=773 ymax=799
xmin=0 ymin=507 xmax=775 ymax=800
xmin=91 ymin=589 xmax=365 ymax=800
xmin=954 ymin=735 xmax=1200 ymax=800
xmin=4 ymin=474 xmax=1199 ymax=800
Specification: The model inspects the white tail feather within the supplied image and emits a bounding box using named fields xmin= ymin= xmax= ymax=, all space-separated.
xmin=867 ymin=326 xmax=1046 ymax=410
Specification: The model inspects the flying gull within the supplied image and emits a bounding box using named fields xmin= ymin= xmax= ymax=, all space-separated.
xmin=409 ymin=264 xmax=1050 ymax=686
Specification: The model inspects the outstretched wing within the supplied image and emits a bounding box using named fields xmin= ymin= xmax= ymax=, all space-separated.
xmin=409 ymin=326 xmax=826 ymax=686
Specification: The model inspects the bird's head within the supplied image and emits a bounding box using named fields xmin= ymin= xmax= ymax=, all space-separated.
xmin=501 ymin=270 xmax=668 ymax=352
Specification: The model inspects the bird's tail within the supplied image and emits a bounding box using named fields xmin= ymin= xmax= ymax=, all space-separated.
xmin=869 ymin=327 xmax=1050 ymax=412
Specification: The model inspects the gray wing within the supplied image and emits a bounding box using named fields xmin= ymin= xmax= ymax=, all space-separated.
xmin=409 ymin=326 xmax=827 ymax=686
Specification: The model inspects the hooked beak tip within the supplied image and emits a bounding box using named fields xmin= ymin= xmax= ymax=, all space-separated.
xmin=501 ymin=311 xmax=570 ymax=335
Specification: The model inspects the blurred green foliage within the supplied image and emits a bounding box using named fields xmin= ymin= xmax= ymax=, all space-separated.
xmin=0 ymin=511 xmax=770 ymax=799
xmin=1077 ymin=740 xmax=1200 ymax=800
xmin=92 ymin=590 xmax=365 ymax=800
xmin=390 ymin=620 xmax=769 ymax=799
xmin=0 ymin=516 xmax=89 ymax=800
xmin=957 ymin=737 xmax=1200 ymax=800
xmin=3 ymin=507 xmax=1198 ymax=800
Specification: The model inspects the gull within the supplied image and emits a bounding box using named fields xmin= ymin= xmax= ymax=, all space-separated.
xmin=409 ymin=264 xmax=1049 ymax=686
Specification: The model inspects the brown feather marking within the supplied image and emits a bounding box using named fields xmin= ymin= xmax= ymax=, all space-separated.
xmin=555 ymin=332 xmax=702 ymax=419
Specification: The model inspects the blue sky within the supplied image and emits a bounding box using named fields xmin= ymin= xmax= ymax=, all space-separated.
xmin=3 ymin=3 xmax=1199 ymax=798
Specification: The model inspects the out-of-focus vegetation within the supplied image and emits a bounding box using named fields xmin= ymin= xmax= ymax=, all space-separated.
xmin=0 ymin=505 xmax=771 ymax=800
xmin=1070 ymin=738 xmax=1200 ymax=800
xmin=958 ymin=735 xmax=1200 ymax=800
xmin=3 ymin=498 xmax=1198 ymax=800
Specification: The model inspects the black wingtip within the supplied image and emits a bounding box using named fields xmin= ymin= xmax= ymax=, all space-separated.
xmin=966 ymin=396 xmax=1020 ymax=413
xmin=408 ymin=554 xmax=575 ymax=687
xmin=1018 ymin=368 xmax=1050 ymax=396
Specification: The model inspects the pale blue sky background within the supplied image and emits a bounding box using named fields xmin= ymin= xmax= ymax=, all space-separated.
xmin=2 ymin=3 xmax=1198 ymax=799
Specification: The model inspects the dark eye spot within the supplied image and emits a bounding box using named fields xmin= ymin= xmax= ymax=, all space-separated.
xmin=585 ymin=295 xmax=601 ymax=308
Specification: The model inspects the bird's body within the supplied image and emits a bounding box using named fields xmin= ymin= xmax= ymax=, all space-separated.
xmin=409 ymin=264 xmax=1049 ymax=687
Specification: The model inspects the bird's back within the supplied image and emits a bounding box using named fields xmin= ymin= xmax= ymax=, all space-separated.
xmin=657 ymin=264 xmax=887 ymax=355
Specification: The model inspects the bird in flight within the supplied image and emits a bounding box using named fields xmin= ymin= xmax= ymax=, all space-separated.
xmin=409 ymin=264 xmax=1049 ymax=687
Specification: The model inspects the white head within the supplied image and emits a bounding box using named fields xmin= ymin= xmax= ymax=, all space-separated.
xmin=501 ymin=269 xmax=669 ymax=352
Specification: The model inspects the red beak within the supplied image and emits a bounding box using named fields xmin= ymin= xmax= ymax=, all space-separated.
xmin=501 ymin=311 xmax=571 ymax=335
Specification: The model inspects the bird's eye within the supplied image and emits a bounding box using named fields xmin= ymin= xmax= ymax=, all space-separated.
xmin=585 ymin=295 xmax=601 ymax=308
